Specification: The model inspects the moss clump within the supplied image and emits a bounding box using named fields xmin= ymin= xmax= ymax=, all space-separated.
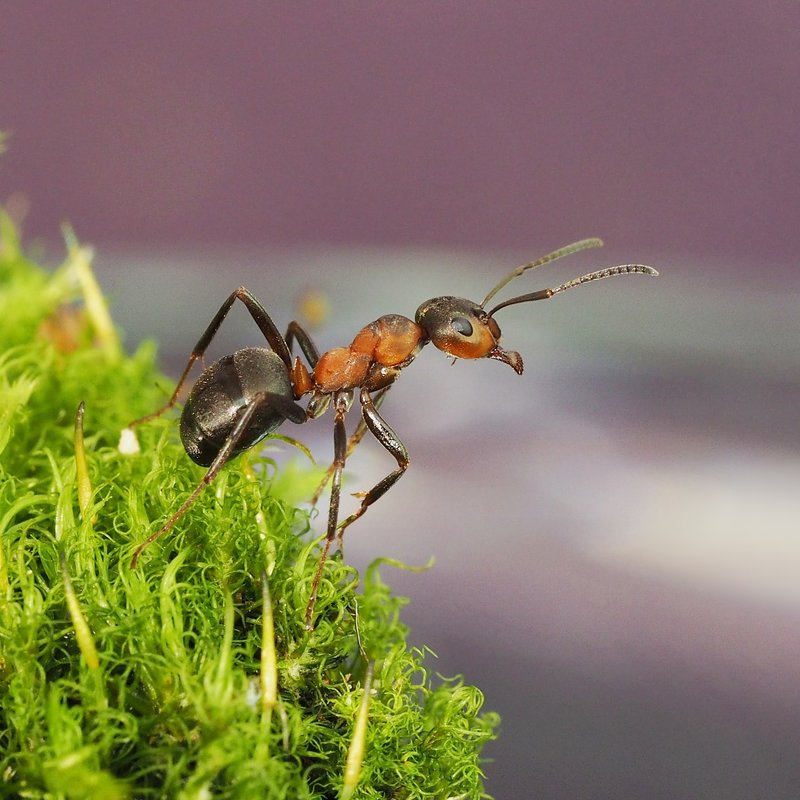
xmin=0 ymin=215 xmax=499 ymax=799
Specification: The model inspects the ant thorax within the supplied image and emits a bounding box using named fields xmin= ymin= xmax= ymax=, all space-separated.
xmin=311 ymin=314 xmax=425 ymax=393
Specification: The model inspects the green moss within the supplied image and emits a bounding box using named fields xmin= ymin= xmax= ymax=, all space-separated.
xmin=0 ymin=215 xmax=499 ymax=799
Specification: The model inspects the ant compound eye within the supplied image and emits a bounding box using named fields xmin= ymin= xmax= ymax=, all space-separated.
xmin=451 ymin=316 xmax=473 ymax=337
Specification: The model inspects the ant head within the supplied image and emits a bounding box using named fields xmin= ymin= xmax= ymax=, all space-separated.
xmin=414 ymin=239 xmax=659 ymax=378
xmin=414 ymin=296 xmax=524 ymax=374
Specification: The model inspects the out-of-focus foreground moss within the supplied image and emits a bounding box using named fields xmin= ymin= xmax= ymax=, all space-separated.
xmin=0 ymin=215 xmax=499 ymax=799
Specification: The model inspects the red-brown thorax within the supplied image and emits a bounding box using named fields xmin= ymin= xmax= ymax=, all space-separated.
xmin=293 ymin=314 xmax=426 ymax=403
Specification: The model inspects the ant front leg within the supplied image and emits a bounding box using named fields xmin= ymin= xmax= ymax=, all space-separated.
xmin=338 ymin=386 xmax=409 ymax=534
xmin=310 ymin=385 xmax=392 ymax=507
xmin=129 ymin=287 xmax=292 ymax=428
xmin=305 ymin=390 xmax=352 ymax=629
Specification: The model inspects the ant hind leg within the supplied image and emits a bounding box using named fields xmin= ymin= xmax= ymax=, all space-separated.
xmin=129 ymin=287 xmax=291 ymax=429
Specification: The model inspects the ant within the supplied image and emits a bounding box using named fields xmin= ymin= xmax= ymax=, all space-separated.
xmin=127 ymin=238 xmax=658 ymax=628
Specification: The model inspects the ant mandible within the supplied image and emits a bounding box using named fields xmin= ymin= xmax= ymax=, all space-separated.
xmin=127 ymin=238 xmax=658 ymax=628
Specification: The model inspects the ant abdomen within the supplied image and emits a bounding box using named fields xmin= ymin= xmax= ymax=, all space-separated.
xmin=180 ymin=347 xmax=295 ymax=467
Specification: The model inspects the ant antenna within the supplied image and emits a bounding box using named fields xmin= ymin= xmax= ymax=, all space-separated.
xmin=487 ymin=264 xmax=659 ymax=317
xmin=480 ymin=238 xmax=604 ymax=309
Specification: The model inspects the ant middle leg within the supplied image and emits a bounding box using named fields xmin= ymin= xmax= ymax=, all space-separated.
xmin=129 ymin=287 xmax=292 ymax=428
xmin=285 ymin=320 xmax=320 ymax=367
xmin=305 ymin=390 xmax=353 ymax=629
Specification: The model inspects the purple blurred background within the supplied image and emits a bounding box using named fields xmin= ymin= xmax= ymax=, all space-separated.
xmin=4 ymin=1 xmax=800 ymax=273
xmin=4 ymin=3 xmax=800 ymax=798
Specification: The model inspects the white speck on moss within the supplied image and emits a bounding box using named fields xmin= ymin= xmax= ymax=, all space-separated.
xmin=118 ymin=427 xmax=140 ymax=455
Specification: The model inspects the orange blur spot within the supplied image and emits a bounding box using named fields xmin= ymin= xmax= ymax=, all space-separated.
xmin=297 ymin=288 xmax=330 ymax=328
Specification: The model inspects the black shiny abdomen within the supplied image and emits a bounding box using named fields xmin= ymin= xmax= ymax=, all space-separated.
xmin=180 ymin=347 xmax=295 ymax=467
